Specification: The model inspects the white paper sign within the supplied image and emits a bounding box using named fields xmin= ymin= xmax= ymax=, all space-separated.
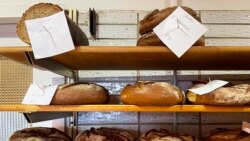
xmin=153 ymin=6 xmax=207 ymax=58
xmin=25 ymin=11 xmax=75 ymax=59
xmin=22 ymin=84 xmax=58 ymax=105
xmin=188 ymin=80 xmax=229 ymax=95
xmin=242 ymin=121 xmax=250 ymax=134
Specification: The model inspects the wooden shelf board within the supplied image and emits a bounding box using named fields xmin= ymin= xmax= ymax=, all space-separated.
xmin=1 ymin=46 xmax=250 ymax=71
xmin=2 ymin=105 xmax=250 ymax=112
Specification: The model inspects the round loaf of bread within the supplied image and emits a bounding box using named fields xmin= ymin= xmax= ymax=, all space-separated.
xmin=75 ymin=127 xmax=134 ymax=141
xmin=140 ymin=129 xmax=198 ymax=141
xmin=204 ymin=128 xmax=250 ymax=141
xmin=16 ymin=3 xmax=88 ymax=45
xmin=8 ymin=127 xmax=71 ymax=141
xmin=51 ymin=82 xmax=109 ymax=105
xmin=187 ymin=84 xmax=250 ymax=105
xmin=121 ymin=81 xmax=184 ymax=106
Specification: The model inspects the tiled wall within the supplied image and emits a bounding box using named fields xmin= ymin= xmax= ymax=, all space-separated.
xmin=67 ymin=9 xmax=250 ymax=139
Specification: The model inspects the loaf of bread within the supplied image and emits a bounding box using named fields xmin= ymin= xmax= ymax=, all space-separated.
xmin=51 ymin=82 xmax=109 ymax=105
xmin=187 ymin=83 xmax=250 ymax=105
xmin=16 ymin=3 xmax=88 ymax=46
xmin=204 ymin=128 xmax=250 ymax=141
xmin=8 ymin=127 xmax=71 ymax=141
xmin=137 ymin=6 xmax=205 ymax=46
xmin=75 ymin=127 xmax=134 ymax=141
xmin=121 ymin=81 xmax=184 ymax=106
xmin=140 ymin=129 xmax=198 ymax=141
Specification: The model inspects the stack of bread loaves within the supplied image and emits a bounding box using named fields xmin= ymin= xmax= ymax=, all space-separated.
xmin=137 ymin=6 xmax=205 ymax=46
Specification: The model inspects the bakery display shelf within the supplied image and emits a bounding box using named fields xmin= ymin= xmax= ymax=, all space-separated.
xmin=1 ymin=104 xmax=250 ymax=112
xmin=1 ymin=46 xmax=250 ymax=77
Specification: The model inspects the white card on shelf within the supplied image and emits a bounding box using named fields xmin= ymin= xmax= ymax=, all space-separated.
xmin=153 ymin=6 xmax=207 ymax=58
xmin=188 ymin=80 xmax=229 ymax=95
xmin=25 ymin=11 xmax=75 ymax=59
xmin=22 ymin=84 xmax=58 ymax=105
xmin=242 ymin=121 xmax=250 ymax=134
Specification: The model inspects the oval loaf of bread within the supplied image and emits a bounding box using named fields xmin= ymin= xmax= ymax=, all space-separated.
xmin=51 ymin=82 xmax=109 ymax=105
xmin=187 ymin=84 xmax=250 ymax=105
xmin=121 ymin=81 xmax=184 ymax=106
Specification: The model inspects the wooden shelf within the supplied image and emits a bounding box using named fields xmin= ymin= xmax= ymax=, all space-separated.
xmin=2 ymin=104 xmax=250 ymax=112
xmin=1 ymin=46 xmax=250 ymax=74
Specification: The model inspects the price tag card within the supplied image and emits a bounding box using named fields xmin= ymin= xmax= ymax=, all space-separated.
xmin=25 ymin=11 xmax=75 ymax=59
xmin=22 ymin=84 xmax=58 ymax=105
xmin=153 ymin=6 xmax=207 ymax=58
xmin=188 ymin=80 xmax=229 ymax=95
xmin=242 ymin=121 xmax=250 ymax=134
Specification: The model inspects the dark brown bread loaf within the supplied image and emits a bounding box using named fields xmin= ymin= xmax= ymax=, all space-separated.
xmin=8 ymin=127 xmax=72 ymax=141
xmin=140 ymin=129 xmax=198 ymax=141
xmin=204 ymin=128 xmax=250 ymax=141
xmin=51 ymin=82 xmax=109 ymax=105
xmin=187 ymin=84 xmax=250 ymax=105
xmin=137 ymin=6 xmax=205 ymax=46
xmin=121 ymin=81 xmax=184 ymax=106
xmin=16 ymin=3 xmax=88 ymax=46
xmin=75 ymin=127 xmax=134 ymax=141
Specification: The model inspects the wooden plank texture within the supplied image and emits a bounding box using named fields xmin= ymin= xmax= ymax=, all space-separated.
xmin=206 ymin=38 xmax=250 ymax=46
xmin=50 ymin=46 xmax=250 ymax=70
xmin=78 ymin=10 xmax=138 ymax=25
xmin=80 ymin=25 xmax=137 ymax=39
xmin=205 ymin=24 xmax=250 ymax=38
xmin=201 ymin=10 xmax=250 ymax=23
xmin=2 ymin=46 xmax=250 ymax=70
xmin=1 ymin=105 xmax=250 ymax=112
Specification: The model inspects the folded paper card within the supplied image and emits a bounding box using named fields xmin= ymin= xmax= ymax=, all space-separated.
xmin=154 ymin=6 xmax=207 ymax=58
xmin=25 ymin=11 xmax=75 ymax=59
xmin=188 ymin=80 xmax=229 ymax=95
xmin=22 ymin=84 xmax=58 ymax=105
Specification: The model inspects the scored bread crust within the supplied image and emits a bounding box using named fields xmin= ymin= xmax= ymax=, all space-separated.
xmin=51 ymin=82 xmax=109 ymax=105
xmin=121 ymin=81 xmax=184 ymax=106
xmin=139 ymin=129 xmax=198 ymax=141
xmin=75 ymin=127 xmax=134 ymax=141
xmin=8 ymin=127 xmax=71 ymax=141
xmin=204 ymin=128 xmax=250 ymax=141
xmin=16 ymin=3 xmax=63 ymax=44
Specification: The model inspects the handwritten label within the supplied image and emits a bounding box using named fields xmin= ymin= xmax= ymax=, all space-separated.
xmin=242 ymin=121 xmax=250 ymax=134
xmin=22 ymin=84 xmax=58 ymax=105
xmin=25 ymin=11 xmax=75 ymax=59
xmin=153 ymin=6 xmax=207 ymax=58
xmin=188 ymin=80 xmax=229 ymax=95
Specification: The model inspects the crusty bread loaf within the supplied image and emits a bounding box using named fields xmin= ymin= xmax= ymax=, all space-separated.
xmin=187 ymin=84 xmax=250 ymax=105
xmin=8 ymin=127 xmax=71 ymax=141
xmin=204 ymin=128 xmax=250 ymax=141
xmin=16 ymin=3 xmax=88 ymax=45
xmin=75 ymin=127 xmax=134 ymax=141
xmin=121 ymin=81 xmax=184 ymax=106
xmin=51 ymin=82 xmax=109 ymax=105
xmin=140 ymin=129 xmax=198 ymax=141
xmin=137 ymin=6 xmax=205 ymax=46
